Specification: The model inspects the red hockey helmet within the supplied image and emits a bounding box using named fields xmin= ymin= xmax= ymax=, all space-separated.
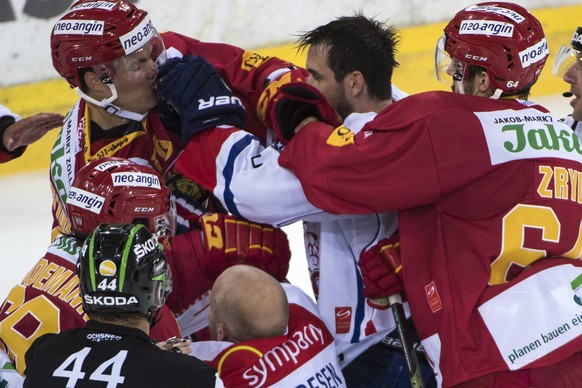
xmin=51 ymin=0 xmax=166 ymax=88
xmin=66 ymin=157 xmax=175 ymax=238
xmin=435 ymin=2 xmax=548 ymax=95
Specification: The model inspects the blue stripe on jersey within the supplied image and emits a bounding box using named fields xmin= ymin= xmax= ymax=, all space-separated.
xmin=221 ymin=134 xmax=255 ymax=217
xmin=352 ymin=260 xmax=365 ymax=343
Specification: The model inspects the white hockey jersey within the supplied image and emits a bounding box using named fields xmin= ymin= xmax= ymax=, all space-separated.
xmin=174 ymin=86 xmax=409 ymax=366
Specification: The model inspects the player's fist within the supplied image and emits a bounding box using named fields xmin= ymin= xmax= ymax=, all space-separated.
xmin=359 ymin=233 xmax=404 ymax=309
xmin=155 ymin=55 xmax=246 ymax=143
xmin=257 ymin=70 xmax=340 ymax=143
xmin=199 ymin=213 xmax=290 ymax=281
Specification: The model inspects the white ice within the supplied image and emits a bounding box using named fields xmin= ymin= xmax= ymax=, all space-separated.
xmin=0 ymin=93 xmax=571 ymax=303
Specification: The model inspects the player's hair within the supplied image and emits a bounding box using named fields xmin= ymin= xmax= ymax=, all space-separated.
xmin=296 ymin=12 xmax=400 ymax=101
xmin=88 ymin=311 xmax=150 ymax=326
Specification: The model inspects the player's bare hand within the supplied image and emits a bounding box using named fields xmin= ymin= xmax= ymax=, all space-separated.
xmin=156 ymin=337 xmax=192 ymax=354
xmin=2 ymin=112 xmax=64 ymax=151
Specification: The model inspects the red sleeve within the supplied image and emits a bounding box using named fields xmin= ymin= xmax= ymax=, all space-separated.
xmin=162 ymin=232 xmax=213 ymax=315
xmin=174 ymin=127 xmax=241 ymax=192
xmin=162 ymin=32 xmax=297 ymax=143
xmin=279 ymin=118 xmax=441 ymax=214
xmin=149 ymin=304 xmax=181 ymax=341
xmin=279 ymin=92 xmax=517 ymax=214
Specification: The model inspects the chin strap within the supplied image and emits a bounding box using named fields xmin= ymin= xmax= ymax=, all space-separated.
xmin=454 ymin=80 xmax=465 ymax=95
xmin=490 ymin=88 xmax=503 ymax=99
xmin=454 ymin=81 xmax=504 ymax=100
xmin=75 ymin=85 xmax=148 ymax=122
xmin=148 ymin=307 xmax=161 ymax=328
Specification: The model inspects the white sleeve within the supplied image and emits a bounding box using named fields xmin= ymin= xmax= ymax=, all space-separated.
xmin=209 ymin=131 xmax=336 ymax=226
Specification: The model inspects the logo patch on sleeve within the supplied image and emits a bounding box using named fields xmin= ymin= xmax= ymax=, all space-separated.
xmin=326 ymin=126 xmax=354 ymax=147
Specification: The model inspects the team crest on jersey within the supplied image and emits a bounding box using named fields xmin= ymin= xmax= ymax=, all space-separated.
xmin=326 ymin=125 xmax=354 ymax=147
xmin=99 ymin=260 xmax=117 ymax=277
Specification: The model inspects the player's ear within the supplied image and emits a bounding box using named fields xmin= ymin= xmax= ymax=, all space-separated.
xmin=215 ymin=323 xmax=227 ymax=341
xmin=347 ymin=71 xmax=365 ymax=97
xmin=477 ymin=70 xmax=491 ymax=95
xmin=84 ymin=70 xmax=110 ymax=95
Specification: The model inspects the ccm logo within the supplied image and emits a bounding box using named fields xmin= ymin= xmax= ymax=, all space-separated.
xmin=72 ymin=56 xmax=93 ymax=62
xmin=465 ymin=54 xmax=487 ymax=62
xmin=134 ymin=207 xmax=155 ymax=212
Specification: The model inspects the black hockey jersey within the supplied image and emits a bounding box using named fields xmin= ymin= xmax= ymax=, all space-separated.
xmin=23 ymin=320 xmax=216 ymax=387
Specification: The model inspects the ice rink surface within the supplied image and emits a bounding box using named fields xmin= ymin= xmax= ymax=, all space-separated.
xmin=0 ymin=93 xmax=571 ymax=303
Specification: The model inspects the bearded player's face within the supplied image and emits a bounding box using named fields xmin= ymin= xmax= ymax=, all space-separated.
xmin=305 ymin=44 xmax=352 ymax=120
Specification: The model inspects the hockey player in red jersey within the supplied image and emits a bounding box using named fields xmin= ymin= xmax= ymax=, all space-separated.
xmin=277 ymin=2 xmax=582 ymax=387
xmin=0 ymin=160 xmax=181 ymax=376
xmin=189 ymin=264 xmax=345 ymax=387
xmin=155 ymin=14 xmax=435 ymax=387
xmin=49 ymin=0 xmax=303 ymax=239
xmin=553 ymin=26 xmax=582 ymax=138
xmin=66 ymin=157 xmax=290 ymax=340
xmin=0 ymin=157 xmax=290 ymax=378
xmin=0 ymin=104 xmax=62 ymax=163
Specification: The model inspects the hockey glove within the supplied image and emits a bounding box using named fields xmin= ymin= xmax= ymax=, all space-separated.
xmin=259 ymin=79 xmax=340 ymax=143
xmin=359 ymin=233 xmax=404 ymax=309
xmin=257 ymin=67 xmax=308 ymax=125
xmin=197 ymin=213 xmax=291 ymax=282
xmin=156 ymin=55 xmax=246 ymax=143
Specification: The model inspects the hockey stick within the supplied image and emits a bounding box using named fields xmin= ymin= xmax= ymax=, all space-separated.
xmin=388 ymin=294 xmax=424 ymax=388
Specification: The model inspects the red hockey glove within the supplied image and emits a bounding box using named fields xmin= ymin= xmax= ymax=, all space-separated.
xmin=198 ymin=213 xmax=291 ymax=281
xmin=359 ymin=233 xmax=404 ymax=309
xmin=257 ymin=67 xmax=308 ymax=125
xmin=257 ymin=72 xmax=340 ymax=143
